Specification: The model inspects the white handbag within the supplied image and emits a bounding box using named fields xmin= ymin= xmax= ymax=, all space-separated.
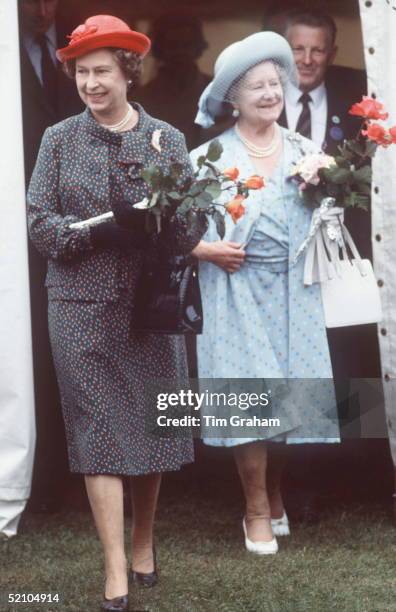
xmin=304 ymin=224 xmax=382 ymax=328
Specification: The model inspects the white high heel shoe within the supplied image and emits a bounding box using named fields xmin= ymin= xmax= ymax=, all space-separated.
xmin=271 ymin=511 xmax=290 ymax=536
xmin=242 ymin=518 xmax=278 ymax=555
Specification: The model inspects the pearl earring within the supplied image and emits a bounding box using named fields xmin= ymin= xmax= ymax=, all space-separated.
xmin=127 ymin=80 xmax=133 ymax=87
xmin=232 ymin=108 xmax=239 ymax=118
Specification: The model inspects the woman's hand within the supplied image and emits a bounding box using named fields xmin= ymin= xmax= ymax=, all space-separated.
xmin=90 ymin=222 xmax=149 ymax=251
xmin=192 ymin=240 xmax=246 ymax=273
xmin=111 ymin=199 xmax=147 ymax=231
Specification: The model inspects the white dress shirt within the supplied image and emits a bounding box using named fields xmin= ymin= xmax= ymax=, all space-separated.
xmin=22 ymin=23 xmax=57 ymax=85
xmin=284 ymin=81 xmax=328 ymax=149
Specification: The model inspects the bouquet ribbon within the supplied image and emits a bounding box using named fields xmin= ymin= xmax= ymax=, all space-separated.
xmin=292 ymin=197 xmax=352 ymax=285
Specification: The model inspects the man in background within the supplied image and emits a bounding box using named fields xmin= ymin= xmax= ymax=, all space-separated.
xmin=18 ymin=0 xmax=83 ymax=512
xmin=280 ymin=10 xmax=365 ymax=156
xmin=135 ymin=13 xmax=210 ymax=151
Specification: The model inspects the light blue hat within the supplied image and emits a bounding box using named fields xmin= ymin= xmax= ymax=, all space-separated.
xmin=195 ymin=31 xmax=298 ymax=128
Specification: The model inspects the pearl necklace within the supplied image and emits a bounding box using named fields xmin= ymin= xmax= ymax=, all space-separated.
xmin=235 ymin=123 xmax=280 ymax=158
xmin=101 ymin=104 xmax=134 ymax=132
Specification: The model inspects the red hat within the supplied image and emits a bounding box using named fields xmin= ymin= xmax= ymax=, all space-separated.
xmin=56 ymin=15 xmax=151 ymax=62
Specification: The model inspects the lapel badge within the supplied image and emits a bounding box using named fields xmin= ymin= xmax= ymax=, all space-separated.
xmin=330 ymin=126 xmax=344 ymax=141
xmin=151 ymin=129 xmax=162 ymax=153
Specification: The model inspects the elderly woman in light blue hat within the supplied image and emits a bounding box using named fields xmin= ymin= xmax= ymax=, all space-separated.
xmin=191 ymin=31 xmax=339 ymax=554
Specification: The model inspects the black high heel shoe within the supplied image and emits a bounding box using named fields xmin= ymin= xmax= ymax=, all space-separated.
xmin=101 ymin=593 xmax=129 ymax=611
xmin=129 ymin=548 xmax=158 ymax=588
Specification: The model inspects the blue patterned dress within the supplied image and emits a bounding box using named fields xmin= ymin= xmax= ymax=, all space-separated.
xmin=190 ymin=126 xmax=340 ymax=447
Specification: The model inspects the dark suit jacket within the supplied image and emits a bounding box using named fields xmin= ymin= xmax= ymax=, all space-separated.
xmin=27 ymin=106 xmax=201 ymax=302
xmin=279 ymin=65 xmax=366 ymax=156
xmin=19 ymin=28 xmax=84 ymax=183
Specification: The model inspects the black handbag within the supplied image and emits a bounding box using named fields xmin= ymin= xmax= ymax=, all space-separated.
xmin=132 ymin=253 xmax=203 ymax=335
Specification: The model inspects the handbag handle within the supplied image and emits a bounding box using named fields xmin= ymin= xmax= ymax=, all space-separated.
xmin=303 ymin=218 xmax=367 ymax=285
xmin=339 ymin=225 xmax=367 ymax=277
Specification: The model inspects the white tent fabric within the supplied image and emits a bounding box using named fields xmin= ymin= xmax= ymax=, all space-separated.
xmin=0 ymin=0 xmax=36 ymax=536
xmin=359 ymin=0 xmax=396 ymax=465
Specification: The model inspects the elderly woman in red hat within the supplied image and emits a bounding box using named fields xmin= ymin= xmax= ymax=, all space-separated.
xmin=27 ymin=15 xmax=201 ymax=611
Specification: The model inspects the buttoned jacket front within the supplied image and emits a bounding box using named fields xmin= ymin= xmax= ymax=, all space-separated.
xmin=28 ymin=105 xmax=196 ymax=302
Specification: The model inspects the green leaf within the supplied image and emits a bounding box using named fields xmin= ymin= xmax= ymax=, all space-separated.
xmin=177 ymin=196 xmax=195 ymax=215
xmin=353 ymin=182 xmax=372 ymax=196
xmin=188 ymin=181 xmax=206 ymax=197
xmin=140 ymin=165 xmax=163 ymax=190
xmin=365 ymin=141 xmax=377 ymax=157
xmin=352 ymin=165 xmax=372 ymax=184
xmin=202 ymin=160 xmax=220 ymax=177
xmin=321 ymin=166 xmax=352 ymax=184
xmin=196 ymin=155 xmax=206 ymax=169
xmin=167 ymin=191 xmax=183 ymax=203
xmin=206 ymin=139 xmax=223 ymax=162
xmin=212 ymin=210 xmax=225 ymax=239
xmin=193 ymin=192 xmax=214 ymax=209
xmin=346 ymin=139 xmax=365 ymax=156
xmin=334 ymin=156 xmax=351 ymax=169
xmin=204 ymin=182 xmax=222 ymax=200
xmin=344 ymin=192 xmax=370 ymax=210
xmin=346 ymin=191 xmax=356 ymax=208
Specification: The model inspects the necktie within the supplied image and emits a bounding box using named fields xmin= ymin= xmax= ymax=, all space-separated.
xmin=36 ymin=33 xmax=58 ymax=111
xmin=295 ymin=93 xmax=312 ymax=139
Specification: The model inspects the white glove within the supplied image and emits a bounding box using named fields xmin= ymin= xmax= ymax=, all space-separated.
xmin=321 ymin=206 xmax=344 ymax=226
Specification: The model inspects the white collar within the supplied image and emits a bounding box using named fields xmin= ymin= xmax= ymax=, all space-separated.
xmin=23 ymin=22 xmax=57 ymax=50
xmin=285 ymin=81 xmax=326 ymax=109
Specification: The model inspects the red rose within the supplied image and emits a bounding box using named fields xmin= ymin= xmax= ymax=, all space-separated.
xmin=389 ymin=126 xmax=396 ymax=143
xmin=362 ymin=123 xmax=392 ymax=146
xmin=244 ymin=175 xmax=265 ymax=189
xmin=349 ymin=97 xmax=389 ymax=120
xmin=222 ymin=167 xmax=239 ymax=181
xmin=225 ymin=195 xmax=246 ymax=223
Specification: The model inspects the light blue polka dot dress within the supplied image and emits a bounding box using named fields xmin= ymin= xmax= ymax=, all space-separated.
xmin=190 ymin=126 xmax=340 ymax=447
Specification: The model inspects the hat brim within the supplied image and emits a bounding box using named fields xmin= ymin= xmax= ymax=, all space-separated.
xmin=206 ymin=32 xmax=298 ymax=120
xmin=56 ymin=31 xmax=151 ymax=62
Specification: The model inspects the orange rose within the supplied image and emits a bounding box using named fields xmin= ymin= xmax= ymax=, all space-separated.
xmin=222 ymin=167 xmax=239 ymax=181
xmin=244 ymin=175 xmax=265 ymax=190
xmin=362 ymin=123 xmax=392 ymax=146
xmin=225 ymin=195 xmax=246 ymax=223
xmin=349 ymin=96 xmax=389 ymax=120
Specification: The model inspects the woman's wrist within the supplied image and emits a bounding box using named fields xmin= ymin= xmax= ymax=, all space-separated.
xmin=191 ymin=240 xmax=211 ymax=261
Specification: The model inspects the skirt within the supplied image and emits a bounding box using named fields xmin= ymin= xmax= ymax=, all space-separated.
xmin=48 ymin=289 xmax=194 ymax=475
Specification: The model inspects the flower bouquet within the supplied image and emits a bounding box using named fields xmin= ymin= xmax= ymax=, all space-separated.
xmin=289 ymin=97 xmax=395 ymax=327
xmin=135 ymin=139 xmax=264 ymax=238
xmin=291 ymin=96 xmax=396 ymax=212
xmin=129 ymin=141 xmax=264 ymax=334
xmin=70 ymin=140 xmax=264 ymax=239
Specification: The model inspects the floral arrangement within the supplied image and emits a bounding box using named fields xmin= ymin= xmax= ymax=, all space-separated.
xmin=136 ymin=139 xmax=264 ymax=238
xmin=290 ymin=96 xmax=396 ymax=210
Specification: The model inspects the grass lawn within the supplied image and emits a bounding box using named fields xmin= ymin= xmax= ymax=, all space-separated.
xmin=1 ymin=466 xmax=395 ymax=612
